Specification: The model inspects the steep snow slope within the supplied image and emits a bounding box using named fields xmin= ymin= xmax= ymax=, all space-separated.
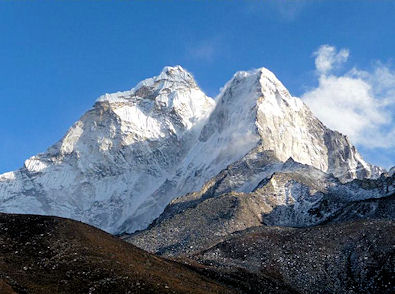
xmin=0 ymin=66 xmax=214 ymax=233
xmin=199 ymin=68 xmax=382 ymax=181
xmin=125 ymin=68 xmax=383 ymax=231
xmin=0 ymin=66 xmax=384 ymax=234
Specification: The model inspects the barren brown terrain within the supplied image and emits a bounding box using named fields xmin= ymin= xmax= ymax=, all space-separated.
xmin=0 ymin=213 xmax=235 ymax=294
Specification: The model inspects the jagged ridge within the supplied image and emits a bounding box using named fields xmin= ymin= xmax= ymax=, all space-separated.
xmin=0 ymin=66 xmax=385 ymax=234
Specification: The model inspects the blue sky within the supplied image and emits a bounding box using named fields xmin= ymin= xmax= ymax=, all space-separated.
xmin=0 ymin=0 xmax=394 ymax=173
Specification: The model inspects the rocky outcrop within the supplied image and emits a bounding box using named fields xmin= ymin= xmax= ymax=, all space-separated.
xmin=126 ymin=164 xmax=393 ymax=257
xmin=194 ymin=220 xmax=394 ymax=294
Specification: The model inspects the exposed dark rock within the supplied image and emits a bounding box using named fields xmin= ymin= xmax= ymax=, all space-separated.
xmin=126 ymin=168 xmax=394 ymax=257
xmin=194 ymin=220 xmax=395 ymax=294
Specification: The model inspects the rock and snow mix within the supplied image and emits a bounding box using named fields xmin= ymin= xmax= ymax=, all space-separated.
xmin=0 ymin=66 xmax=388 ymax=234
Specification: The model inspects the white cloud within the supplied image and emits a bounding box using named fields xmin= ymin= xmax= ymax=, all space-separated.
xmin=302 ymin=45 xmax=395 ymax=149
xmin=314 ymin=45 xmax=349 ymax=75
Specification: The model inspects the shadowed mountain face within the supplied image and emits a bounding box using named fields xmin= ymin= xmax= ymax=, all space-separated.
xmin=0 ymin=213 xmax=236 ymax=294
xmin=122 ymin=159 xmax=394 ymax=293
xmin=126 ymin=163 xmax=394 ymax=257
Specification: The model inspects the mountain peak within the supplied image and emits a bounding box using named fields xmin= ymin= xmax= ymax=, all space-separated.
xmin=217 ymin=67 xmax=294 ymax=108
xmin=158 ymin=65 xmax=192 ymax=80
xmin=233 ymin=66 xmax=279 ymax=81
xmin=0 ymin=65 xmax=385 ymax=235
xmin=97 ymin=65 xmax=198 ymax=103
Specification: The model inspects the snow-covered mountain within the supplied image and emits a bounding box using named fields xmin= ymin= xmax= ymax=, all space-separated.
xmin=0 ymin=66 xmax=384 ymax=234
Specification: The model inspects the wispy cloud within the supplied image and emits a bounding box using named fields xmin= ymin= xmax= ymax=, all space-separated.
xmin=302 ymin=45 xmax=395 ymax=149
xmin=272 ymin=0 xmax=308 ymax=21
xmin=244 ymin=0 xmax=308 ymax=21
xmin=185 ymin=40 xmax=217 ymax=62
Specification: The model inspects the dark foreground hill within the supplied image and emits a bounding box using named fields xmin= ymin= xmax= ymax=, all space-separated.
xmin=1 ymin=213 xmax=393 ymax=294
xmin=0 ymin=213 xmax=237 ymax=294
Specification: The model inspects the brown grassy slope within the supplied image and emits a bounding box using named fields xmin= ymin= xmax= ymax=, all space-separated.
xmin=0 ymin=213 xmax=235 ymax=294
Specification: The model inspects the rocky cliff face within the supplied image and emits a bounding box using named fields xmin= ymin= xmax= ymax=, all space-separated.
xmin=126 ymin=161 xmax=394 ymax=256
xmin=0 ymin=66 xmax=384 ymax=234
